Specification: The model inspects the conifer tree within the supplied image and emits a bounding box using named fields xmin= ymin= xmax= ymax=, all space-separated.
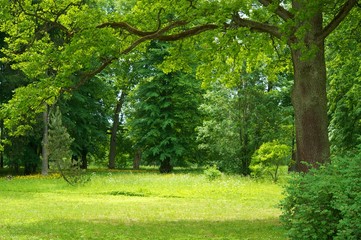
xmin=48 ymin=107 xmax=77 ymax=184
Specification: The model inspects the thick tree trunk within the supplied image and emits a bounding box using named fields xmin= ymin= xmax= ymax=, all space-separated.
xmin=291 ymin=53 xmax=330 ymax=171
xmin=292 ymin=14 xmax=330 ymax=172
xmin=41 ymin=104 xmax=49 ymax=175
xmin=108 ymin=92 xmax=126 ymax=169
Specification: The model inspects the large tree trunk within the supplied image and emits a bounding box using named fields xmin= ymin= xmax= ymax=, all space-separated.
xmin=290 ymin=12 xmax=330 ymax=172
xmin=108 ymin=91 xmax=126 ymax=169
xmin=41 ymin=104 xmax=49 ymax=175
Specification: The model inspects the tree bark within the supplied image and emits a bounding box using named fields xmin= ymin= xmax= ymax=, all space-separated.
xmin=159 ymin=157 xmax=173 ymax=173
xmin=291 ymin=48 xmax=330 ymax=171
xmin=290 ymin=11 xmax=330 ymax=172
xmin=41 ymin=104 xmax=49 ymax=175
xmin=80 ymin=148 xmax=88 ymax=169
xmin=133 ymin=149 xmax=141 ymax=170
xmin=0 ymin=120 xmax=4 ymax=168
xmin=108 ymin=91 xmax=126 ymax=169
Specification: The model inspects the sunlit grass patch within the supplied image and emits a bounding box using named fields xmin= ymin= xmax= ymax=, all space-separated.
xmin=0 ymin=171 xmax=286 ymax=239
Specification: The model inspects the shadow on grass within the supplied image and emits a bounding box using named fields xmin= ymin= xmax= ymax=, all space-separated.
xmin=1 ymin=218 xmax=286 ymax=240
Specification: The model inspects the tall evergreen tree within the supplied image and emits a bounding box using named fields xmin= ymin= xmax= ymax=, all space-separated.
xmin=127 ymin=42 xmax=202 ymax=173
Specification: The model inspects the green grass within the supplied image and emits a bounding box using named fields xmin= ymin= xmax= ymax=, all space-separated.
xmin=0 ymin=171 xmax=286 ymax=239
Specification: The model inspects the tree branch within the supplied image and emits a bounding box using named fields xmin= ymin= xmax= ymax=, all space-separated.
xmin=62 ymin=57 xmax=116 ymax=92
xmin=97 ymin=22 xmax=158 ymax=36
xmin=156 ymin=24 xmax=218 ymax=41
xmin=64 ymin=20 xmax=216 ymax=92
xmin=258 ymin=0 xmax=294 ymax=21
xmin=231 ymin=14 xmax=282 ymax=39
xmin=15 ymin=0 xmax=72 ymax=37
xmin=98 ymin=8 xmax=166 ymax=35
xmin=53 ymin=2 xmax=82 ymax=22
xmin=319 ymin=0 xmax=358 ymax=40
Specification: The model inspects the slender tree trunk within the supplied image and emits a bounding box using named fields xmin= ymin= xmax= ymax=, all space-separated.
xmin=133 ymin=149 xmax=141 ymax=170
xmin=41 ymin=104 xmax=49 ymax=175
xmin=0 ymin=120 xmax=4 ymax=168
xmin=108 ymin=92 xmax=126 ymax=169
xmin=290 ymin=12 xmax=330 ymax=172
xmin=80 ymin=148 xmax=88 ymax=169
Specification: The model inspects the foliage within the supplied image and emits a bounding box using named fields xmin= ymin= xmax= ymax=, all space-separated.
xmin=2 ymin=135 xmax=41 ymax=174
xmin=0 ymin=0 xmax=358 ymax=175
xmin=197 ymin=73 xmax=293 ymax=175
xmin=250 ymin=141 xmax=291 ymax=182
xmin=127 ymin=42 xmax=203 ymax=172
xmin=280 ymin=150 xmax=361 ymax=239
xmin=59 ymin=78 xmax=112 ymax=168
xmin=48 ymin=106 xmax=82 ymax=185
xmin=203 ymin=165 xmax=222 ymax=181
xmin=0 ymin=0 xmax=120 ymax=136
xmin=327 ymin=9 xmax=361 ymax=154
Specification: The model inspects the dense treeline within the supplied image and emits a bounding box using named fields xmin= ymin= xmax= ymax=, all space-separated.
xmin=0 ymin=0 xmax=360 ymax=176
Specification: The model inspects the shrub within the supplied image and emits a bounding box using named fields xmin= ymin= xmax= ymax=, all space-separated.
xmin=280 ymin=151 xmax=361 ymax=239
xmin=204 ymin=165 xmax=222 ymax=181
xmin=250 ymin=141 xmax=290 ymax=182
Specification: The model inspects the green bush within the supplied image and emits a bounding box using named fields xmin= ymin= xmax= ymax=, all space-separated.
xmin=250 ymin=141 xmax=290 ymax=182
xmin=204 ymin=165 xmax=222 ymax=181
xmin=280 ymin=151 xmax=361 ymax=239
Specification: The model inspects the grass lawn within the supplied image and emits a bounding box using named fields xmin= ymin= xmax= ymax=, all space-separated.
xmin=0 ymin=170 xmax=286 ymax=239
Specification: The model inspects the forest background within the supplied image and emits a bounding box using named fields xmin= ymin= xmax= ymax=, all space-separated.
xmin=0 ymin=0 xmax=360 ymax=177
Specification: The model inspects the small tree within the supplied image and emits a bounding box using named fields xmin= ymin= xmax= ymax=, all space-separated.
xmin=250 ymin=141 xmax=290 ymax=182
xmin=48 ymin=107 xmax=76 ymax=184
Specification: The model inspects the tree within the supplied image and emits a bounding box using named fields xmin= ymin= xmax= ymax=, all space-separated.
xmin=210 ymin=0 xmax=357 ymax=171
xmin=108 ymin=91 xmax=126 ymax=169
xmin=48 ymin=106 xmax=90 ymax=185
xmin=250 ymin=141 xmax=291 ymax=182
xmin=97 ymin=59 xmax=139 ymax=169
xmin=41 ymin=104 xmax=50 ymax=175
xmin=157 ymin=0 xmax=357 ymax=172
xmin=128 ymin=73 xmax=202 ymax=172
xmin=127 ymin=42 xmax=203 ymax=173
xmin=59 ymin=78 xmax=112 ymax=169
xmin=125 ymin=0 xmax=358 ymax=171
xmin=1 ymin=0 xmax=359 ymax=172
xmin=327 ymin=9 xmax=361 ymax=154
xmin=197 ymin=68 xmax=293 ymax=174
xmin=1 ymin=31 xmax=41 ymax=172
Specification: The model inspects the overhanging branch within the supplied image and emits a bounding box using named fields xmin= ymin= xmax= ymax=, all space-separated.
xmin=15 ymin=0 xmax=72 ymax=37
xmin=62 ymin=57 xmax=116 ymax=92
xmin=319 ymin=0 xmax=358 ymax=40
xmin=231 ymin=14 xmax=282 ymax=39
xmin=97 ymin=22 xmax=157 ymax=36
xmin=157 ymin=24 xmax=218 ymax=41
xmin=258 ymin=0 xmax=294 ymax=21
xmin=64 ymin=20 xmax=218 ymax=92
